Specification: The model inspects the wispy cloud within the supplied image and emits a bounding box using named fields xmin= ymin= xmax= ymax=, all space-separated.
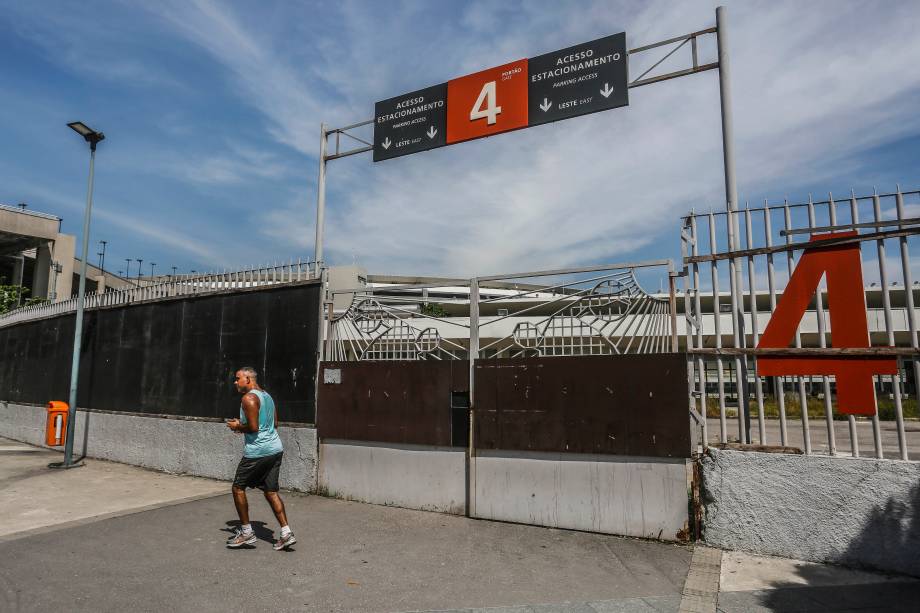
xmin=2 ymin=0 xmax=919 ymax=277
xmin=138 ymin=141 xmax=295 ymax=186
xmin=171 ymin=0 xmax=920 ymax=275
xmin=4 ymin=180 xmax=225 ymax=265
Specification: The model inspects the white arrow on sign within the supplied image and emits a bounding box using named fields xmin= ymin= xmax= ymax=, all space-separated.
xmin=382 ymin=137 xmax=392 ymax=150
xmin=600 ymin=83 xmax=614 ymax=98
xmin=426 ymin=126 xmax=437 ymax=139
xmin=539 ymin=98 xmax=553 ymax=112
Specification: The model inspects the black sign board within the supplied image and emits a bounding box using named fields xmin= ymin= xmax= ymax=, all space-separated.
xmin=527 ymin=32 xmax=628 ymax=127
xmin=373 ymin=83 xmax=448 ymax=162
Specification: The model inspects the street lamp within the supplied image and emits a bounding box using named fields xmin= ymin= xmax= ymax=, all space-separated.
xmin=136 ymin=258 xmax=143 ymax=286
xmin=52 ymin=121 xmax=105 ymax=470
xmin=150 ymin=262 xmax=157 ymax=279
xmin=98 ymin=240 xmax=107 ymax=271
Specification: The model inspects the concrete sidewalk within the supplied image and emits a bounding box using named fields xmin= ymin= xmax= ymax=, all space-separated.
xmin=0 ymin=437 xmax=227 ymax=542
xmin=0 ymin=437 xmax=916 ymax=612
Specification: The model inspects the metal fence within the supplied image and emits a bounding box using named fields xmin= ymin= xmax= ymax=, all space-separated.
xmin=325 ymin=280 xmax=472 ymax=361
xmin=0 ymin=259 xmax=321 ymax=328
xmin=324 ymin=260 xmax=679 ymax=361
xmin=681 ymin=187 xmax=920 ymax=461
xmin=472 ymin=261 xmax=678 ymax=359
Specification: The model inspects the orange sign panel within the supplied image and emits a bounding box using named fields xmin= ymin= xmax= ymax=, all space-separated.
xmin=447 ymin=59 xmax=529 ymax=144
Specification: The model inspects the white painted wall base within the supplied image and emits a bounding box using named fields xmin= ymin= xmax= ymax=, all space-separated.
xmin=0 ymin=402 xmax=317 ymax=492
xmin=702 ymin=449 xmax=920 ymax=577
xmin=472 ymin=451 xmax=691 ymax=541
xmin=318 ymin=441 xmax=467 ymax=514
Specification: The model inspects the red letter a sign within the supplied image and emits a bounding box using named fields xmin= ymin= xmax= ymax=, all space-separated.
xmin=757 ymin=231 xmax=897 ymax=415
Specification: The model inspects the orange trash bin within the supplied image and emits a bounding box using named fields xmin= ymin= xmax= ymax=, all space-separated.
xmin=46 ymin=401 xmax=69 ymax=447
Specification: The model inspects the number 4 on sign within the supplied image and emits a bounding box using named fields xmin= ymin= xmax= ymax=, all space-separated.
xmin=470 ymin=81 xmax=502 ymax=125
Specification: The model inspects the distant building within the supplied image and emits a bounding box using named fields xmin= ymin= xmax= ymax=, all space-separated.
xmin=0 ymin=202 xmax=131 ymax=303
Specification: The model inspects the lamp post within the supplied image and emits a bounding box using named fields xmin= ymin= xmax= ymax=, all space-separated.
xmin=51 ymin=121 xmax=104 ymax=470
xmin=136 ymin=258 xmax=143 ymax=287
xmin=150 ymin=262 xmax=156 ymax=279
xmin=98 ymin=240 xmax=107 ymax=271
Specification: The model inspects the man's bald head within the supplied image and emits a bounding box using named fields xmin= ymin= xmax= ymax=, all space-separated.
xmin=234 ymin=367 xmax=259 ymax=393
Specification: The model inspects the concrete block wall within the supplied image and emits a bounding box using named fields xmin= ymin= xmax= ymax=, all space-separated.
xmin=0 ymin=402 xmax=318 ymax=492
xmin=701 ymin=448 xmax=920 ymax=577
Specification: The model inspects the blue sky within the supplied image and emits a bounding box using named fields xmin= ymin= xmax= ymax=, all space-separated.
xmin=1 ymin=0 xmax=918 ymax=283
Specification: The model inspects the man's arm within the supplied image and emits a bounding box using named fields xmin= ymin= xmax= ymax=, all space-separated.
xmin=231 ymin=394 xmax=260 ymax=433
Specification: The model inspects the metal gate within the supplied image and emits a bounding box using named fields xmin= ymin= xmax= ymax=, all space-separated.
xmin=680 ymin=187 xmax=920 ymax=460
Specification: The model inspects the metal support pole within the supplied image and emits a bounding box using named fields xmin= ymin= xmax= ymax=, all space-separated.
xmin=716 ymin=5 xmax=748 ymax=442
xmin=716 ymin=6 xmax=738 ymax=216
xmin=468 ymin=278 xmax=479 ymax=518
xmin=314 ymin=123 xmax=328 ymax=265
xmin=58 ymin=145 xmax=97 ymax=468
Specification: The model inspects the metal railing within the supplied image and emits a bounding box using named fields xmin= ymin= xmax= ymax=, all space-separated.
xmin=681 ymin=186 xmax=920 ymax=461
xmin=325 ymin=280 xmax=471 ymax=361
xmin=0 ymin=202 xmax=60 ymax=221
xmin=325 ymin=260 xmax=679 ymax=362
xmin=0 ymin=259 xmax=321 ymax=328
xmin=473 ymin=261 xmax=678 ymax=359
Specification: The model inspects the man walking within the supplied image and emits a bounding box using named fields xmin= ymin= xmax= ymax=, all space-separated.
xmin=225 ymin=366 xmax=296 ymax=550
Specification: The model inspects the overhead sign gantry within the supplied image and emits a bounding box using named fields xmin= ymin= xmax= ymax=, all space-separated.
xmin=373 ymin=32 xmax=628 ymax=161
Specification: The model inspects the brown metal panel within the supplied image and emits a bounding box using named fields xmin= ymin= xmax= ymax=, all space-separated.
xmin=317 ymin=361 xmax=469 ymax=446
xmin=474 ymin=354 xmax=690 ymax=458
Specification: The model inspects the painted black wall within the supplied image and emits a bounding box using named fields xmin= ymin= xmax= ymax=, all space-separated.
xmin=0 ymin=282 xmax=320 ymax=422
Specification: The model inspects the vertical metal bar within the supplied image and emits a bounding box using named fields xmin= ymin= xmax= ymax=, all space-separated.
xmin=728 ymin=213 xmax=747 ymax=443
xmin=745 ymin=205 xmax=765 ymax=443
xmin=846 ymin=192 xmax=860 ymax=457
xmin=872 ymin=192 xmax=891 ymax=459
xmin=681 ymin=243 xmax=701 ymax=447
xmin=691 ymin=216 xmax=709 ymax=447
xmin=468 ymin=277 xmax=479 ymax=517
xmin=325 ymin=301 xmax=335 ymax=361
xmin=764 ymin=204 xmax=788 ymax=445
xmin=811 ymin=195 xmax=836 ymax=455
xmin=895 ymin=186 xmax=913 ymax=460
xmin=709 ymin=212 xmax=728 ymax=442
xmin=669 ymin=274 xmax=679 ymax=352
xmin=314 ymin=124 xmax=328 ymax=265
xmin=785 ymin=203 xmax=812 ymax=454
xmin=691 ymin=34 xmax=699 ymax=69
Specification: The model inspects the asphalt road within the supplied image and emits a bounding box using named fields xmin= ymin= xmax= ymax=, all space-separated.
xmin=2 ymin=440 xmax=918 ymax=612
xmin=0 ymin=492 xmax=694 ymax=613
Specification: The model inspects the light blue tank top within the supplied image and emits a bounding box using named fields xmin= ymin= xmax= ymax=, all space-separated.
xmin=240 ymin=389 xmax=283 ymax=458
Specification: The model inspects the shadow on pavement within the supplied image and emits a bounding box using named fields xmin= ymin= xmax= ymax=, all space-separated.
xmin=222 ymin=520 xmax=274 ymax=546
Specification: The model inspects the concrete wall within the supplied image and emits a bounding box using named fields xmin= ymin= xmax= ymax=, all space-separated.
xmin=318 ymin=441 xmax=466 ymax=514
xmin=701 ymin=448 xmax=920 ymax=577
xmin=52 ymin=233 xmax=75 ymax=300
xmin=473 ymin=451 xmax=691 ymax=541
xmin=0 ymin=402 xmax=318 ymax=492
